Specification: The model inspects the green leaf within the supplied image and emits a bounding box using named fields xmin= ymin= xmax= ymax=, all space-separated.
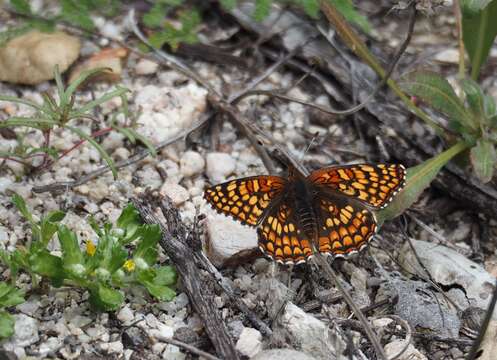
xmin=143 ymin=2 xmax=166 ymax=28
xmin=0 ymin=283 xmax=25 ymax=308
xmin=0 ymin=312 xmax=15 ymax=339
xmin=470 ymin=139 xmax=496 ymax=182
xmin=400 ymin=71 xmax=476 ymax=132
xmin=59 ymin=0 xmax=95 ymax=31
xmin=58 ymin=225 xmax=85 ymax=271
xmin=329 ymin=0 xmax=371 ymax=33
xmin=253 ymin=0 xmax=271 ymax=21
xmin=29 ymin=250 xmax=64 ymax=285
xmin=115 ymin=127 xmax=157 ymax=157
xmin=136 ymin=269 xmax=176 ymax=301
xmin=219 ymin=0 xmax=237 ymax=10
xmin=88 ymin=284 xmax=124 ymax=311
xmin=116 ymin=204 xmax=142 ymax=244
xmin=460 ymin=78 xmax=485 ymax=118
xmin=377 ymin=141 xmax=470 ymax=223
xmin=154 ymin=265 xmax=177 ymax=286
xmin=46 ymin=211 xmax=66 ymax=223
xmin=461 ymin=0 xmax=497 ymax=79
xmin=11 ymin=194 xmax=33 ymax=223
xmin=65 ymin=125 xmax=117 ymax=179
xmin=133 ymin=225 xmax=161 ymax=266
xmin=462 ymin=0 xmax=494 ymax=12
xmin=9 ymin=0 xmax=31 ymax=14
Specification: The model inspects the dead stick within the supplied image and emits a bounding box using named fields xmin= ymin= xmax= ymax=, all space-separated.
xmin=132 ymin=195 xmax=240 ymax=360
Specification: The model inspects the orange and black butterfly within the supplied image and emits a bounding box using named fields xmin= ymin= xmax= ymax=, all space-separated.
xmin=204 ymin=163 xmax=406 ymax=265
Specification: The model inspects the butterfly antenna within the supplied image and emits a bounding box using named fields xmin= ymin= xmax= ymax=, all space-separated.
xmin=300 ymin=131 xmax=320 ymax=161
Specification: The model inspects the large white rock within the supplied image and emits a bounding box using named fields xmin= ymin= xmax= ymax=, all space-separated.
xmin=0 ymin=31 xmax=80 ymax=85
xmin=205 ymin=152 xmax=236 ymax=182
xmin=204 ymin=210 xmax=258 ymax=267
xmin=236 ymin=327 xmax=262 ymax=358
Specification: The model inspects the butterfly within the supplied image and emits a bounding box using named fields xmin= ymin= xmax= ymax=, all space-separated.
xmin=204 ymin=163 xmax=406 ymax=265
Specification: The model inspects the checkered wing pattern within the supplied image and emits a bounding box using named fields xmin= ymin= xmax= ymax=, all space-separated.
xmin=257 ymin=202 xmax=313 ymax=264
xmin=204 ymin=176 xmax=286 ymax=226
xmin=308 ymin=164 xmax=406 ymax=209
xmin=316 ymin=198 xmax=377 ymax=256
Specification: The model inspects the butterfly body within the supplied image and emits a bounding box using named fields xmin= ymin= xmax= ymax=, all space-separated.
xmin=204 ymin=163 xmax=406 ymax=265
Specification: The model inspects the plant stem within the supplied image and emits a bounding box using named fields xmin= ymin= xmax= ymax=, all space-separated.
xmin=453 ymin=0 xmax=466 ymax=79
xmin=318 ymin=1 xmax=446 ymax=137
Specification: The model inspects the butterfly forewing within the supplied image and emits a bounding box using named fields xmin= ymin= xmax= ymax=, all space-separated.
xmin=316 ymin=198 xmax=376 ymax=256
xmin=258 ymin=202 xmax=313 ymax=264
xmin=204 ymin=176 xmax=286 ymax=226
xmin=307 ymin=164 xmax=406 ymax=209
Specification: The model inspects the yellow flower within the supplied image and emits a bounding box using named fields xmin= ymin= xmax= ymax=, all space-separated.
xmin=86 ymin=240 xmax=96 ymax=256
xmin=123 ymin=259 xmax=136 ymax=272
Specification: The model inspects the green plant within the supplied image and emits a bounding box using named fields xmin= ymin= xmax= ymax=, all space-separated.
xmin=1 ymin=196 xmax=176 ymax=311
xmin=8 ymin=0 xmax=120 ymax=33
xmin=0 ymin=66 xmax=155 ymax=178
xmin=461 ymin=0 xmax=497 ymax=80
xmin=0 ymin=283 xmax=25 ymax=339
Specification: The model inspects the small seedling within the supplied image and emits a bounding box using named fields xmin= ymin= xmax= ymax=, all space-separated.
xmin=0 ymin=66 xmax=155 ymax=178
xmin=1 ymin=196 xmax=176 ymax=311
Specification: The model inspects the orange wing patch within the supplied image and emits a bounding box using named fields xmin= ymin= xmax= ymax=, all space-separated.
xmin=257 ymin=203 xmax=313 ymax=264
xmin=317 ymin=199 xmax=376 ymax=257
xmin=308 ymin=164 xmax=406 ymax=209
xmin=204 ymin=176 xmax=286 ymax=226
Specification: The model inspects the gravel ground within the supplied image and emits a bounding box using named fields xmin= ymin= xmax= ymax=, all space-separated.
xmin=1 ymin=1 xmax=497 ymax=359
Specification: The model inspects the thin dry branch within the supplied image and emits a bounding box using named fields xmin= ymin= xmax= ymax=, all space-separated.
xmin=32 ymin=115 xmax=210 ymax=193
xmin=233 ymin=2 xmax=416 ymax=117
xmin=132 ymin=194 xmax=240 ymax=360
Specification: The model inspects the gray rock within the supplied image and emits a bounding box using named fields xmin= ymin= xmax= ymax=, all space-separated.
xmin=378 ymin=279 xmax=461 ymax=338
xmin=4 ymin=314 xmax=39 ymax=348
xmin=399 ymin=240 xmax=496 ymax=317
xmin=279 ymin=303 xmax=346 ymax=360
xmin=251 ymin=349 xmax=317 ymax=360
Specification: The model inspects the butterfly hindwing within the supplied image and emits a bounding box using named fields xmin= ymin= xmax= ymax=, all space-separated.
xmin=307 ymin=164 xmax=406 ymax=209
xmin=316 ymin=197 xmax=377 ymax=256
xmin=204 ymin=176 xmax=286 ymax=226
xmin=257 ymin=202 xmax=313 ymax=264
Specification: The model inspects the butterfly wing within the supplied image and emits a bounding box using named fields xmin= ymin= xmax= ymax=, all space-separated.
xmin=316 ymin=197 xmax=377 ymax=257
xmin=257 ymin=201 xmax=314 ymax=264
xmin=308 ymin=164 xmax=406 ymax=209
xmin=204 ymin=176 xmax=286 ymax=226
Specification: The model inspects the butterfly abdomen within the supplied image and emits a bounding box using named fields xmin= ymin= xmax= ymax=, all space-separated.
xmin=293 ymin=179 xmax=318 ymax=243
